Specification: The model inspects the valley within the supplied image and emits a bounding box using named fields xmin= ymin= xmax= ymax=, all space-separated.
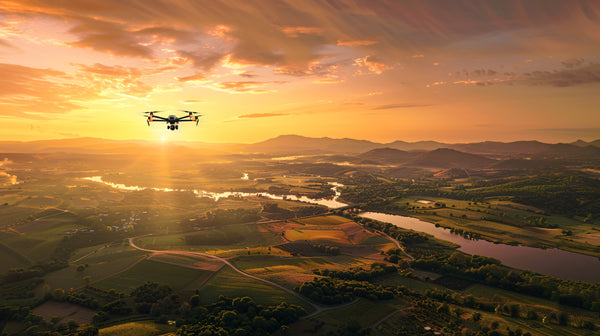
xmin=1 ymin=136 xmax=599 ymax=335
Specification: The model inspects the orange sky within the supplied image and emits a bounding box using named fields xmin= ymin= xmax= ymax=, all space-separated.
xmin=1 ymin=0 xmax=599 ymax=144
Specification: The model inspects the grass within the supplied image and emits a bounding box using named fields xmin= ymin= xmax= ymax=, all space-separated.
xmin=135 ymin=223 xmax=283 ymax=251
xmin=463 ymin=284 xmax=599 ymax=319
xmin=284 ymin=229 xmax=349 ymax=243
xmin=373 ymin=273 xmax=447 ymax=293
xmin=0 ymin=242 xmax=32 ymax=272
xmin=295 ymin=215 xmax=350 ymax=226
xmin=230 ymin=255 xmax=336 ymax=288
xmin=395 ymin=195 xmax=600 ymax=257
xmin=93 ymin=260 xmax=213 ymax=293
xmin=44 ymin=249 xmax=147 ymax=291
xmin=32 ymin=301 xmax=96 ymax=324
xmin=99 ymin=321 xmax=175 ymax=336
xmin=3 ymin=212 xmax=85 ymax=261
xmin=196 ymin=267 xmax=313 ymax=311
xmin=290 ymin=299 xmax=398 ymax=335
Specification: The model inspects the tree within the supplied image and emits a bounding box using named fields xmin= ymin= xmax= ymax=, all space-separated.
xmin=558 ymin=311 xmax=569 ymax=326
xmin=52 ymin=288 xmax=66 ymax=301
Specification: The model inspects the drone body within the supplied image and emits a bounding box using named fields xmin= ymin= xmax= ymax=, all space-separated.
xmin=143 ymin=110 xmax=202 ymax=130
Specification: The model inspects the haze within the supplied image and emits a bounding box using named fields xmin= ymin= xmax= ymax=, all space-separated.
xmin=1 ymin=0 xmax=600 ymax=144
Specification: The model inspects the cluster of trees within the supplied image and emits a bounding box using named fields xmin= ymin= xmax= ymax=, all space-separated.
xmin=195 ymin=208 xmax=261 ymax=227
xmin=342 ymin=173 xmax=600 ymax=218
xmin=411 ymin=252 xmax=600 ymax=311
xmin=177 ymin=296 xmax=305 ymax=336
xmin=295 ymin=277 xmax=393 ymax=305
xmin=45 ymin=289 xmax=100 ymax=310
xmin=313 ymin=263 xmax=397 ymax=281
xmin=312 ymin=243 xmax=340 ymax=255
xmin=0 ymin=305 xmax=99 ymax=336
xmin=291 ymin=205 xmax=328 ymax=218
xmin=262 ymin=203 xmax=328 ymax=220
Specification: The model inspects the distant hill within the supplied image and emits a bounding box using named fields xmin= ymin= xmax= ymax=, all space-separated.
xmin=385 ymin=140 xmax=445 ymax=151
xmin=241 ymin=135 xmax=382 ymax=154
xmin=1 ymin=135 xmax=598 ymax=161
xmin=358 ymin=147 xmax=418 ymax=164
xmin=449 ymin=141 xmax=554 ymax=156
xmin=405 ymin=148 xmax=496 ymax=168
xmin=0 ymin=137 xmax=228 ymax=156
xmin=571 ymin=139 xmax=589 ymax=147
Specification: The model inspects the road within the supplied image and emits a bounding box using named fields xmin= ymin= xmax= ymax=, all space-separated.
xmin=372 ymin=229 xmax=414 ymax=260
xmin=128 ymin=237 xmax=324 ymax=313
xmin=127 ymin=238 xmax=368 ymax=317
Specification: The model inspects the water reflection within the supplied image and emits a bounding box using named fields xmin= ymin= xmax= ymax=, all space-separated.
xmin=82 ymin=176 xmax=347 ymax=208
xmin=361 ymin=212 xmax=600 ymax=282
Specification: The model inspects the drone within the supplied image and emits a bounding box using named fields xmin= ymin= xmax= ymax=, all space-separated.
xmin=143 ymin=110 xmax=202 ymax=130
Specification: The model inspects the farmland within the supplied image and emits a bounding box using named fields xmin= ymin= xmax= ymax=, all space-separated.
xmin=1 ymin=146 xmax=599 ymax=336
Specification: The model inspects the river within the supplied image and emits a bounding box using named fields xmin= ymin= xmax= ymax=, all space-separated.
xmin=83 ymin=176 xmax=600 ymax=282
xmin=361 ymin=212 xmax=600 ymax=282
xmin=82 ymin=176 xmax=347 ymax=208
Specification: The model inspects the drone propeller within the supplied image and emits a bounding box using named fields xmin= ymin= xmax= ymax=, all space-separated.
xmin=180 ymin=110 xmax=201 ymax=115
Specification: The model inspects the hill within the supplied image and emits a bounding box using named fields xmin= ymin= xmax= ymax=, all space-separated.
xmin=358 ymin=148 xmax=418 ymax=164
xmin=405 ymin=148 xmax=495 ymax=168
xmin=241 ymin=135 xmax=382 ymax=154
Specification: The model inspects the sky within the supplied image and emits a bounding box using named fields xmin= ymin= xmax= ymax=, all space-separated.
xmin=1 ymin=0 xmax=599 ymax=144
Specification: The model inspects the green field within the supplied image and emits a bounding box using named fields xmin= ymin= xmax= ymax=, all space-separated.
xmin=394 ymin=195 xmax=600 ymax=257
xmin=0 ymin=242 xmax=32 ymax=272
xmin=44 ymin=247 xmax=147 ymax=291
xmin=99 ymin=321 xmax=175 ymax=336
xmin=3 ymin=212 xmax=86 ymax=261
xmin=295 ymin=215 xmax=350 ymax=226
xmin=93 ymin=260 xmax=213 ymax=293
xmin=291 ymin=299 xmax=399 ymax=335
xmin=285 ymin=229 xmax=349 ymax=243
xmin=195 ymin=267 xmax=313 ymax=311
xmin=135 ymin=223 xmax=283 ymax=251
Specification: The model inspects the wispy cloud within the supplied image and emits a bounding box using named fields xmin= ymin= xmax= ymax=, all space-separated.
xmin=371 ymin=103 xmax=432 ymax=110
xmin=212 ymin=81 xmax=283 ymax=94
xmin=238 ymin=113 xmax=288 ymax=119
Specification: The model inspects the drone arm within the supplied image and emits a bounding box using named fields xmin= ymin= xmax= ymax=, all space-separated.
xmin=149 ymin=115 xmax=168 ymax=121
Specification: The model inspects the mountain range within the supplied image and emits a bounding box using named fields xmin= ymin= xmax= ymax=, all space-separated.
xmin=0 ymin=135 xmax=598 ymax=162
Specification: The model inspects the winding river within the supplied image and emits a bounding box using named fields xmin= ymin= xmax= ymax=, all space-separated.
xmin=361 ymin=212 xmax=600 ymax=282
xmin=83 ymin=176 xmax=600 ymax=282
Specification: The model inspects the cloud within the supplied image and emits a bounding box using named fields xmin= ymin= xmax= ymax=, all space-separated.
xmin=353 ymin=55 xmax=393 ymax=74
xmin=212 ymin=81 xmax=282 ymax=94
xmin=371 ymin=103 xmax=432 ymax=110
xmin=67 ymin=17 xmax=154 ymax=58
xmin=560 ymin=58 xmax=585 ymax=68
xmin=0 ymin=38 xmax=15 ymax=48
xmin=336 ymin=40 xmax=378 ymax=47
xmin=238 ymin=112 xmax=288 ymax=118
xmin=73 ymin=63 xmax=154 ymax=97
xmin=176 ymin=73 xmax=208 ymax=82
xmin=0 ymin=63 xmax=94 ymax=117
xmin=468 ymin=69 xmax=498 ymax=77
xmin=280 ymin=26 xmax=324 ymax=37
xmin=518 ymin=64 xmax=600 ymax=87
xmin=7 ymin=0 xmax=600 ymax=77
xmin=177 ymin=50 xmax=227 ymax=71
xmin=442 ymin=63 xmax=600 ymax=88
